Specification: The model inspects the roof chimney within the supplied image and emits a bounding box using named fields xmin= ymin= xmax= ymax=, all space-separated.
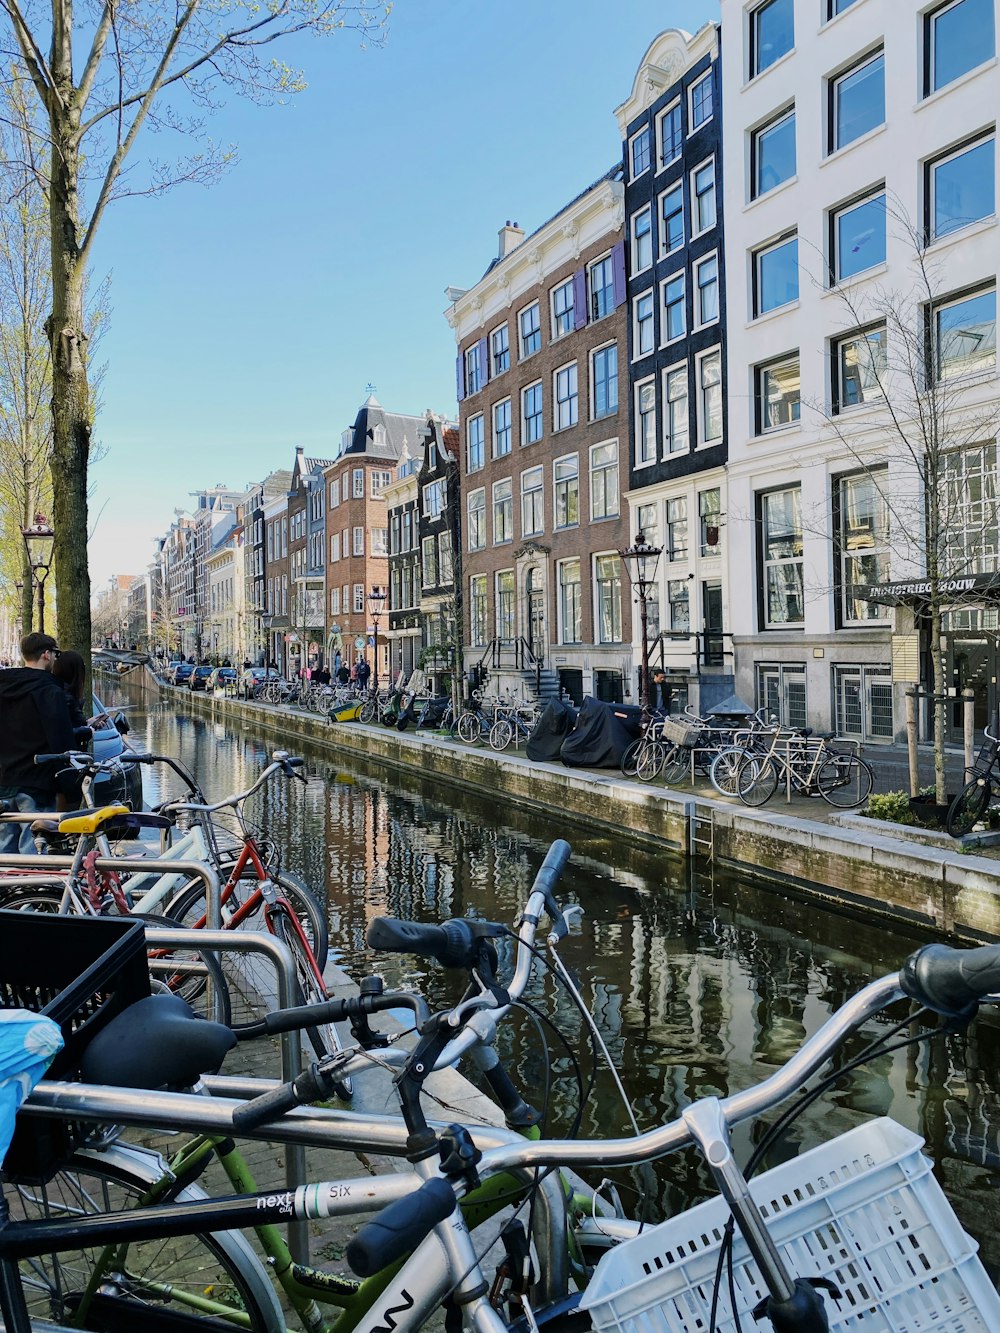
xmin=498 ymin=220 xmax=524 ymax=260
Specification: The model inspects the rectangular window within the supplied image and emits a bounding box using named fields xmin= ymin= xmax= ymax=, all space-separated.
xmin=830 ymin=50 xmax=884 ymax=153
xmin=464 ymin=344 xmax=481 ymax=396
xmin=589 ymin=255 xmax=615 ymax=321
xmin=470 ymin=575 xmax=488 ymax=647
xmin=353 ymin=526 xmax=364 ymax=556
xmin=330 ymin=532 xmax=340 ymax=562
xmin=468 ymin=488 xmax=486 ymax=551
xmin=559 ymin=560 xmax=582 ymax=644
xmin=828 ymin=0 xmax=859 ymax=15
xmin=330 ymin=587 xmax=340 ymax=615
xmin=940 ymin=442 xmax=999 ymax=574
xmin=554 ymin=455 xmax=579 ymax=529
xmin=400 ymin=565 xmax=412 ymax=609
xmin=698 ymin=350 xmax=723 ymax=444
xmin=438 ymin=537 xmax=453 ymax=591
xmin=834 ymin=325 xmax=887 ymax=411
xmin=342 ymin=583 xmax=349 ymax=613
xmin=832 ymin=188 xmax=886 ymax=281
xmin=637 ymin=501 xmax=660 ymax=552
xmin=522 ymin=382 xmax=543 ymax=444
xmin=756 ymin=353 xmax=801 ymax=432
xmin=700 ymin=488 xmax=722 ymax=555
xmin=757 ymin=662 xmax=807 ymax=728
xmin=554 ymin=363 xmax=578 ymax=431
xmin=752 ymin=107 xmax=796 ymax=198
xmin=659 ymin=101 xmax=682 ymax=166
xmin=590 ymin=441 xmax=619 ymax=520
xmin=371 ymin=527 xmax=388 ymax=556
xmin=491 ymin=324 xmax=510 ymax=375
xmin=691 ymin=159 xmax=716 ymax=234
xmin=370 ymin=469 xmax=392 ymax=498
xmin=551 ymin=278 xmax=575 ymax=340
xmin=353 ymin=469 xmax=364 ymax=499
xmin=467 ymin=414 xmax=485 ymax=472
xmin=660 ymin=184 xmax=684 ymax=255
xmin=668 ymin=580 xmax=690 ymax=632
xmin=422 ymin=535 xmax=438 ymax=587
xmin=329 ymin=478 xmax=340 ymax=508
xmin=634 ymin=292 xmax=655 ymax=357
xmin=931 ymin=285 xmax=997 ymax=379
xmin=751 ymin=0 xmax=794 ymax=77
xmin=342 ymin=527 xmax=348 ymax=556
xmin=753 ymin=233 xmax=798 ymax=315
xmin=519 ymin=302 xmax=541 ymax=358
xmin=353 ymin=584 xmax=365 ymax=614
xmin=400 ymin=513 xmax=411 ymax=552
xmin=496 ymin=570 xmax=515 ymax=639
xmin=493 ymin=399 xmax=512 ymax=458
xmin=694 ymin=254 xmax=718 ymax=326
xmin=928 ymin=132 xmax=995 ymax=240
xmin=631 ymin=125 xmax=651 ymax=177
xmin=592 ymin=344 xmax=618 ymax=419
xmin=595 ymin=554 xmax=622 ymax=644
xmin=521 ymin=466 xmax=544 ymax=537
xmin=690 ymin=71 xmax=714 ymax=128
xmin=635 ymin=380 xmax=657 ymax=466
xmin=926 ymin=0 xmax=995 ymax=94
xmin=664 ymin=366 xmax=689 ymax=455
xmin=761 ymin=487 xmax=804 ymax=626
xmin=838 ymin=471 xmax=891 ymax=623
xmin=667 ymin=497 xmax=688 ymax=562
xmin=493 ymin=478 xmax=513 ymax=544
xmin=632 ymin=206 xmax=653 ymax=272
xmin=422 ymin=478 xmax=446 ymax=518
xmin=662 ymin=272 xmax=685 ymax=342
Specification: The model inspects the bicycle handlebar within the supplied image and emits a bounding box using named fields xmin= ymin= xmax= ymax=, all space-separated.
xmin=158 ymin=753 xmax=307 ymax=816
xmin=901 ymin=941 xmax=1000 ymax=1014
xmin=346 ymin=1179 xmax=456 ymax=1278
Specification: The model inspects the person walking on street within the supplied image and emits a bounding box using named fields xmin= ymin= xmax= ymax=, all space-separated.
xmin=51 ymin=650 xmax=95 ymax=809
xmin=355 ymin=657 xmax=371 ymax=692
xmin=0 ymin=633 xmax=78 ymax=854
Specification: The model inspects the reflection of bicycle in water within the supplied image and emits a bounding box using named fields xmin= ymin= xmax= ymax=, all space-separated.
xmin=736 ymin=728 xmax=874 ymax=807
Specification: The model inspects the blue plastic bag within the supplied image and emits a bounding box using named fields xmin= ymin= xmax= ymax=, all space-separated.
xmin=0 ymin=1009 xmax=63 ymax=1166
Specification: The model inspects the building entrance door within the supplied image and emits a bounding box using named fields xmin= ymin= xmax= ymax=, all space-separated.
xmin=702 ymin=582 xmax=723 ymax=666
xmin=945 ymin=632 xmax=999 ymax=741
xmin=527 ymin=569 xmax=545 ymax=664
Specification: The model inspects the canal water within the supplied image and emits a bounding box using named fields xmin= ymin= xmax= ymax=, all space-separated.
xmin=106 ymin=681 xmax=1000 ymax=1264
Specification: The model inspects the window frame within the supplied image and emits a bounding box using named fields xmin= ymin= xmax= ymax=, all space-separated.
xmin=660 ymin=269 xmax=686 ymax=345
xmin=467 ymin=487 xmax=486 ymax=552
xmin=466 ymin=413 xmax=485 ymax=473
xmin=690 ymin=156 xmax=717 ymax=237
xmin=594 ymin=553 xmax=623 ymax=645
xmin=492 ymin=477 xmax=513 ymax=546
xmin=659 ymin=183 xmax=685 ymax=257
xmin=591 ymin=342 xmax=619 ymax=420
xmin=689 ymin=71 xmax=714 ymax=130
xmin=929 ymin=283 xmax=998 ymax=381
xmin=693 ymin=252 xmax=719 ymax=329
xmin=589 ymin=440 xmax=620 ymax=521
xmin=522 ymin=381 xmax=544 ymax=445
xmin=558 ymin=558 xmax=583 ymax=644
xmin=663 ymin=362 xmax=690 ymax=456
xmin=553 ymin=361 xmax=579 ymax=432
xmin=519 ymin=301 xmax=541 ymax=359
xmin=754 ymin=351 xmax=801 ymax=434
xmin=832 ymin=323 xmax=888 ymax=413
xmin=657 ymin=100 xmax=683 ymax=168
xmin=492 ymin=397 xmax=512 ymax=459
xmin=631 ymin=205 xmax=653 ymax=274
xmin=520 ymin=465 xmax=544 ymax=538
xmin=588 ymin=252 xmax=615 ymax=322
xmin=749 ymin=0 xmax=794 ymax=80
xmin=490 ymin=323 xmax=510 ymax=376
xmin=750 ymin=105 xmax=796 ymax=200
xmin=633 ymin=290 xmax=655 ymax=359
xmin=752 ymin=232 xmax=799 ymax=317
xmin=830 ymin=185 xmax=887 ymax=283
xmin=634 ymin=377 xmax=657 ymax=468
xmin=699 ymin=487 xmax=722 ymax=556
xmin=835 ymin=467 xmax=892 ymax=626
xmin=925 ymin=0 xmax=996 ymax=96
xmin=759 ymin=485 xmax=805 ymax=629
xmin=925 ymin=130 xmax=996 ymax=242
xmin=630 ymin=124 xmax=651 ymax=179
xmin=697 ymin=349 xmax=723 ymax=446
xmin=828 ymin=48 xmax=885 ymax=155
xmin=553 ymin=453 xmax=580 ymax=530
xmin=551 ymin=277 xmax=575 ymax=341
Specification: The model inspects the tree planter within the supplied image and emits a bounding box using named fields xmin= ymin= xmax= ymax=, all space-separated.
xmin=907 ymin=793 xmax=958 ymax=826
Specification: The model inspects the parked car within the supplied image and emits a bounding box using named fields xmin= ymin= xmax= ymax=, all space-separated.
xmin=90 ymin=695 xmax=142 ymax=809
xmin=188 ymin=665 xmax=215 ymax=691
xmin=172 ymin=663 xmax=194 ymax=686
xmin=206 ymin=666 xmax=238 ymax=693
xmin=164 ymin=660 xmax=183 ymax=682
xmin=238 ymin=667 xmax=280 ymax=699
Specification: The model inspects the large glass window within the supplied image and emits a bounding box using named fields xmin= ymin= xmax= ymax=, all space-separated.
xmin=660 ymin=185 xmax=684 ymax=255
xmin=492 ymin=479 xmax=513 ymax=544
xmin=668 ymin=580 xmax=690 ymax=632
xmin=493 ymin=399 xmax=512 ymax=458
xmin=751 ymin=0 xmax=794 ymax=77
xmin=830 ymin=51 xmax=884 ymax=153
xmin=559 ymin=560 xmax=582 ymax=644
xmin=635 ymin=381 xmax=656 ymax=466
xmin=422 ymin=536 xmax=438 ymax=588
xmin=692 ymin=160 xmax=716 ymax=234
xmin=631 ymin=125 xmax=651 ymax=178
xmin=752 ymin=108 xmax=796 ymax=198
xmin=700 ymin=488 xmax=722 ymax=555
xmin=634 ymin=292 xmax=655 ymax=357
xmin=467 ymin=414 xmax=484 ymax=472
xmin=589 ymin=255 xmax=615 ymax=321
xmin=941 ymin=442 xmax=1000 ymax=575
xmin=592 ymin=344 xmax=618 ymax=419
xmin=554 ymin=455 xmax=579 ymax=529
xmin=926 ymin=0 xmax=995 ymax=94
xmin=551 ymin=279 xmax=575 ymax=340
xmin=755 ymin=353 xmax=801 ymax=432
xmin=662 ymin=273 xmax=685 ymax=342
xmin=464 ymin=344 xmax=481 ymax=396
xmin=754 ymin=234 xmax=798 ymax=315
xmin=928 ymin=133 xmax=995 ymax=240
xmin=667 ymin=497 xmax=688 ymax=562
xmin=834 ymin=325 xmax=887 ymax=410
xmin=422 ymin=478 xmax=446 ymax=519
xmin=590 ymin=441 xmax=619 ymax=520
xmin=491 ymin=324 xmax=509 ymax=375
xmin=554 ymin=363 xmax=578 ymax=430
xmin=521 ymin=466 xmax=544 ymax=537
xmin=632 ymin=206 xmax=653 ymax=272
xmin=470 ymin=575 xmax=488 ymax=646
xmin=467 ymin=488 xmax=486 ymax=551
xmin=522 ymin=382 xmax=543 ymax=444
xmin=519 ymin=302 xmax=541 ymax=358
xmin=496 ymin=571 xmax=516 ymax=639
xmin=659 ymin=102 xmax=682 ymax=165
xmin=695 ymin=254 xmax=719 ymax=326
xmin=838 ymin=471 xmax=891 ymax=623
xmin=832 ymin=189 xmax=886 ymax=281
xmin=761 ymin=487 xmax=804 ymax=626
xmin=664 ymin=366 xmax=689 ymax=454
xmin=595 ymin=555 xmax=622 ymax=644
xmin=932 ymin=286 xmax=997 ymax=379
xmin=690 ymin=72 xmax=714 ymax=128
xmin=699 ymin=350 xmax=723 ymax=444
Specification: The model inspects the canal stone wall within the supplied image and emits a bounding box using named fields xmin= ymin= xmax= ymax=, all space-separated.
xmin=150 ymin=679 xmax=1000 ymax=942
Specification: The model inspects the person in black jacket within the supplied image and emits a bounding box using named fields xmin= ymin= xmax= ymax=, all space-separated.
xmin=0 ymin=632 xmax=77 ymax=854
xmin=52 ymin=650 xmax=93 ymax=809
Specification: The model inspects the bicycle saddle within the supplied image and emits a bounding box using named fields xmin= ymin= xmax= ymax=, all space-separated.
xmin=80 ymin=993 xmax=237 ymax=1089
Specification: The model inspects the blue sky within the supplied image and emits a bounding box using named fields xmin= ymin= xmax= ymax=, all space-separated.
xmin=88 ymin=0 xmax=718 ymax=587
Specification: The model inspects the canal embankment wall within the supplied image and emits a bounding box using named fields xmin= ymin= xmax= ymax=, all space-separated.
xmin=133 ymin=673 xmax=1000 ymax=942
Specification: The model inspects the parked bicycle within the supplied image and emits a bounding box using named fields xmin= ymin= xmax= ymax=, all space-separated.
xmin=946 ymin=725 xmax=1000 ymax=835
xmin=489 ymin=698 xmax=541 ymax=751
xmin=736 ymin=728 xmax=874 ymax=807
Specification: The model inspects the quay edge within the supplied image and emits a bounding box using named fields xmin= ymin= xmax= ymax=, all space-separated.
xmin=132 ymin=673 xmax=1000 ymax=943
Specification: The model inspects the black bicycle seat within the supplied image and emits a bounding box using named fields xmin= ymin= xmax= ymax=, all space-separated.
xmin=80 ymin=993 xmax=236 ymax=1089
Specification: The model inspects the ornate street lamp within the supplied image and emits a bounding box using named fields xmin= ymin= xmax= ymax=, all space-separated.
xmin=619 ymin=532 xmax=662 ymax=714
xmin=21 ymin=512 xmax=54 ymax=634
xmin=367 ymin=586 xmax=387 ymax=692
xmin=261 ymin=610 xmax=274 ymax=667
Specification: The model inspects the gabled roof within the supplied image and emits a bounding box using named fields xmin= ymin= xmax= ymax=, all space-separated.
xmin=338 ymin=395 xmax=428 ymax=463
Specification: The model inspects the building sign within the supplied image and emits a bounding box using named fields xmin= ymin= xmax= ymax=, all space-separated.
xmin=860 ymin=573 xmax=1000 ymax=606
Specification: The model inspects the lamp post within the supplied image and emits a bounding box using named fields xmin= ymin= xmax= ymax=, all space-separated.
xmin=619 ymin=532 xmax=663 ymax=715
xmin=21 ymin=513 xmax=54 ymax=634
xmin=261 ymin=610 xmax=274 ymax=668
xmin=367 ymin=586 xmax=387 ymax=692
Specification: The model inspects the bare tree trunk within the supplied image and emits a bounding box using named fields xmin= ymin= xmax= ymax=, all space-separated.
xmin=930 ymin=606 xmax=947 ymax=805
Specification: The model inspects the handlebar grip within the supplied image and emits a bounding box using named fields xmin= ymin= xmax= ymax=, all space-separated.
xmin=232 ymin=1065 xmax=328 ymax=1132
xmin=261 ymin=997 xmax=350 ymax=1036
xmin=34 ymin=753 xmax=70 ymax=765
xmin=900 ymin=942 xmax=1000 ymax=1016
xmin=530 ymin=839 xmax=572 ymax=902
xmin=346 ymin=1178 xmax=456 ymax=1278
xmin=366 ymin=917 xmax=480 ymax=968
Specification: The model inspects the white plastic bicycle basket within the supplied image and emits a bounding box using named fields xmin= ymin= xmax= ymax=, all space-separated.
xmin=580 ymin=1118 xmax=1000 ymax=1332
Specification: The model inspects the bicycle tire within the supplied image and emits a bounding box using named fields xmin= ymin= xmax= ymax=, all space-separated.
xmin=709 ymin=747 xmax=746 ymax=797
xmin=620 ymin=738 xmax=642 ymax=778
xmin=660 ymin=745 xmax=691 ymax=785
xmin=946 ymin=776 xmax=993 ymax=836
xmin=2 ymin=1142 xmax=282 ymax=1331
xmin=490 ymin=719 xmax=514 ymax=751
xmin=737 ymin=755 xmax=778 ymax=806
xmin=137 ymin=912 xmax=232 ymax=1026
xmin=636 ymin=741 xmax=666 ymax=782
xmin=358 ymin=697 xmax=377 ymax=725
xmin=816 ymin=754 xmax=875 ymax=808
xmin=270 ymin=905 xmax=353 ymax=1100
xmin=457 ymin=711 xmax=484 ymax=744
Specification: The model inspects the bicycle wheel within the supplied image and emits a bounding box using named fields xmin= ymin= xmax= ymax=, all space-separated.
xmin=946 ymin=776 xmax=993 ymax=836
xmin=620 ymin=738 xmax=642 ymax=777
xmin=358 ymin=697 xmax=377 ymax=725
xmin=709 ymin=747 xmax=746 ymax=797
xmin=660 ymin=745 xmax=691 ymax=785
xmin=137 ymin=912 xmax=232 ymax=1026
xmin=816 ymin=754 xmax=875 ymax=808
xmin=490 ymin=719 xmax=514 ymax=751
xmin=737 ymin=755 xmax=778 ymax=806
xmin=457 ymin=711 xmax=484 ymax=744
xmin=636 ymin=741 xmax=666 ymax=783
xmin=270 ymin=904 xmax=353 ymax=1100
xmin=3 ymin=1142 xmax=282 ymax=1331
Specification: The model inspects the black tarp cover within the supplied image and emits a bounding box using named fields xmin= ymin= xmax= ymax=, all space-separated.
xmin=525 ymin=700 xmax=577 ymax=761
xmin=559 ymin=696 xmax=638 ymax=768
